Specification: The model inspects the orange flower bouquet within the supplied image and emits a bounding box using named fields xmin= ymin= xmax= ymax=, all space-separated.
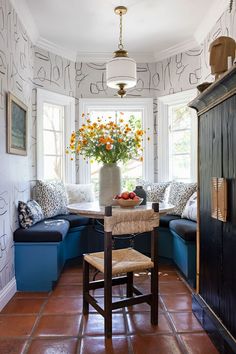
xmin=67 ymin=113 xmax=145 ymax=164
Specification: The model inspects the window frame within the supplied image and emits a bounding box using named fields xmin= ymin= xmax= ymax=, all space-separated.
xmin=37 ymin=88 xmax=75 ymax=183
xmin=78 ymin=98 xmax=154 ymax=184
xmin=157 ymin=89 xmax=197 ymax=182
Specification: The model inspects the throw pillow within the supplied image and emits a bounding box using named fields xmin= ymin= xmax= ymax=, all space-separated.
xmin=66 ymin=183 xmax=95 ymax=204
xmin=18 ymin=200 xmax=44 ymax=229
xmin=136 ymin=179 xmax=170 ymax=202
xmin=168 ymin=181 xmax=197 ymax=216
xmin=182 ymin=192 xmax=197 ymax=221
xmin=146 ymin=182 xmax=171 ymax=202
xmin=35 ymin=180 xmax=68 ymax=218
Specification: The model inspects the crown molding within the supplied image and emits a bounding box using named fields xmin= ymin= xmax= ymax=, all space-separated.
xmin=76 ymin=51 xmax=156 ymax=63
xmin=36 ymin=37 xmax=77 ymax=62
xmin=10 ymin=0 xmax=39 ymax=43
xmin=154 ymin=38 xmax=199 ymax=62
xmin=76 ymin=52 xmax=110 ymax=63
xmin=194 ymin=0 xmax=229 ymax=44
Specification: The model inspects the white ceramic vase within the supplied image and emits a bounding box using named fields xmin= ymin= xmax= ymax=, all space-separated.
xmin=99 ymin=163 xmax=121 ymax=206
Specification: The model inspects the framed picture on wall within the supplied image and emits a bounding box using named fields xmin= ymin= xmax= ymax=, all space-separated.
xmin=7 ymin=92 xmax=28 ymax=155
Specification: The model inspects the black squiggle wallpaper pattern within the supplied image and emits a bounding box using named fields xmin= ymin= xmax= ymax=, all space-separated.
xmin=0 ymin=0 xmax=34 ymax=290
xmin=33 ymin=49 xmax=76 ymax=97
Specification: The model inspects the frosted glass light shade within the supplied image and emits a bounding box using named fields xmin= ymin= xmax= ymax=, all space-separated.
xmin=106 ymin=57 xmax=137 ymax=89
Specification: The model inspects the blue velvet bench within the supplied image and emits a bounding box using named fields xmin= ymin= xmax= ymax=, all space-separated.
xmin=158 ymin=215 xmax=196 ymax=287
xmin=133 ymin=214 xmax=196 ymax=287
xmin=13 ymin=214 xmax=90 ymax=291
xmin=169 ymin=218 xmax=196 ymax=287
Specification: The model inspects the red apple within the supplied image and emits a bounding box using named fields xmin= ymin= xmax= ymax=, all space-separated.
xmin=129 ymin=192 xmax=136 ymax=199
xmin=121 ymin=192 xmax=129 ymax=200
xmin=133 ymin=196 xmax=140 ymax=201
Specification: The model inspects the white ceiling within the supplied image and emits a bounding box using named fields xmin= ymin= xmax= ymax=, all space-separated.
xmin=16 ymin=0 xmax=229 ymax=62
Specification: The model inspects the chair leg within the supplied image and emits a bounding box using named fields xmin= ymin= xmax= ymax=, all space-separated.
xmin=104 ymin=227 xmax=113 ymax=338
xmin=151 ymin=267 xmax=158 ymax=325
xmin=104 ymin=273 xmax=112 ymax=338
xmin=151 ymin=226 xmax=159 ymax=325
xmin=127 ymin=272 xmax=133 ymax=297
xmin=83 ymin=257 xmax=89 ymax=315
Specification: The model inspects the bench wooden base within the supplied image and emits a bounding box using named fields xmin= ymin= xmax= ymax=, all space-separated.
xmin=15 ymin=226 xmax=88 ymax=291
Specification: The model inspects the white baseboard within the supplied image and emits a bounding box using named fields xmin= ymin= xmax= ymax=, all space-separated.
xmin=0 ymin=278 xmax=17 ymax=311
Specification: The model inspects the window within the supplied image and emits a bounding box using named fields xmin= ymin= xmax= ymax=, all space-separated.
xmin=158 ymin=90 xmax=197 ymax=182
xmin=37 ymin=89 xmax=75 ymax=183
xmin=78 ymin=98 xmax=154 ymax=191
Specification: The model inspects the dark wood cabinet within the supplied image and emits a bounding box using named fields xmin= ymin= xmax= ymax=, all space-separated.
xmin=189 ymin=67 xmax=236 ymax=353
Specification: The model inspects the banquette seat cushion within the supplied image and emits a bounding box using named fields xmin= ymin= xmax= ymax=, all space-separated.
xmin=14 ymin=214 xmax=90 ymax=243
xmin=159 ymin=214 xmax=180 ymax=227
xmin=169 ymin=219 xmax=196 ymax=242
xmin=52 ymin=214 xmax=90 ymax=228
xmin=14 ymin=219 xmax=70 ymax=242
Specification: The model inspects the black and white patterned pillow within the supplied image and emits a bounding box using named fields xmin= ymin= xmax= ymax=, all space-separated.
xmin=18 ymin=200 xmax=44 ymax=229
xmin=168 ymin=181 xmax=197 ymax=216
xmin=181 ymin=192 xmax=197 ymax=221
xmin=136 ymin=179 xmax=170 ymax=202
xmin=35 ymin=180 xmax=69 ymax=219
xmin=66 ymin=183 xmax=95 ymax=204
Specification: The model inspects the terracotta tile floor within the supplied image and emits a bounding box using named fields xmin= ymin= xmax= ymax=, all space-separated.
xmin=0 ymin=259 xmax=220 ymax=354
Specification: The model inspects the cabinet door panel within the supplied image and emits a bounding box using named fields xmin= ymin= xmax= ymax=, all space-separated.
xmin=199 ymin=106 xmax=222 ymax=316
xmin=221 ymin=95 xmax=236 ymax=338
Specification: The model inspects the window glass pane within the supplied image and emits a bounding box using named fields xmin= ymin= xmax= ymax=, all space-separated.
xmin=43 ymin=156 xmax=62 ymax=180
xmin=90 ymin=111 xmax=116 ymax=121
xmin=118 ymin=111 xmax=142 ymax=129
xmin=171 ymin=155 xmax=191 ymax=180
xmin=171 ymin=131 xmax=191 ymax=154
xmin=121 ymin=159 xmax=143 ymax=191
xmin=170 ymin=105 xmax=191 ymax=130
xmin=43 ymin=103 xmax=63 ymax=131
xmin=43 ymin=131 xmax=62 ymax=155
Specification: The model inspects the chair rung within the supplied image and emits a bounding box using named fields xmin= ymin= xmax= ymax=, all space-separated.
xmin=84 ymin=293 xmax=105 ymax=316
xmin=88 ymin=276 xmax=128 ymax=290
xmin=132 ymin=286 xmax=143 ymax=296
xmin=132 ymin=286 xmax=153 ymax=306
xmin=112 ymin=294 xmax=152 ymax=310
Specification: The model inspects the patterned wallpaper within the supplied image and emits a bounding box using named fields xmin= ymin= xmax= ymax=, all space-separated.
xmin=33 ymin=48 xmax=76 ymax=98
xmin=0 ymin=0 xmax=34 ymax=291
xmin=0 ymin=0 xmax=235 ymax=294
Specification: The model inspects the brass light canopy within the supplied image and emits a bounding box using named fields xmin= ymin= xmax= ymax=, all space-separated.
xmin=106 ymin=6 xmax=137 ymax=98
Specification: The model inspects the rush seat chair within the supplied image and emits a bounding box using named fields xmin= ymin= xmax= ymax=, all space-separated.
xmin=83 ymin=203 xmax=159 ymax=338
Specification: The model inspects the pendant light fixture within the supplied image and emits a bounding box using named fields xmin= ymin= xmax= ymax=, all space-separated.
xmin=106 ymin=6 xmax=137 ymax=97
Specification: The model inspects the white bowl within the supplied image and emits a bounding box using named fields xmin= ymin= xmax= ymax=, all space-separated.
xmin=115 ymin=198 xmax=143 ymax=208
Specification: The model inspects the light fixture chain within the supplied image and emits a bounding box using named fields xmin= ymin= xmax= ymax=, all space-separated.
xmin=118 ymin=11 xmax=123 ymax=50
